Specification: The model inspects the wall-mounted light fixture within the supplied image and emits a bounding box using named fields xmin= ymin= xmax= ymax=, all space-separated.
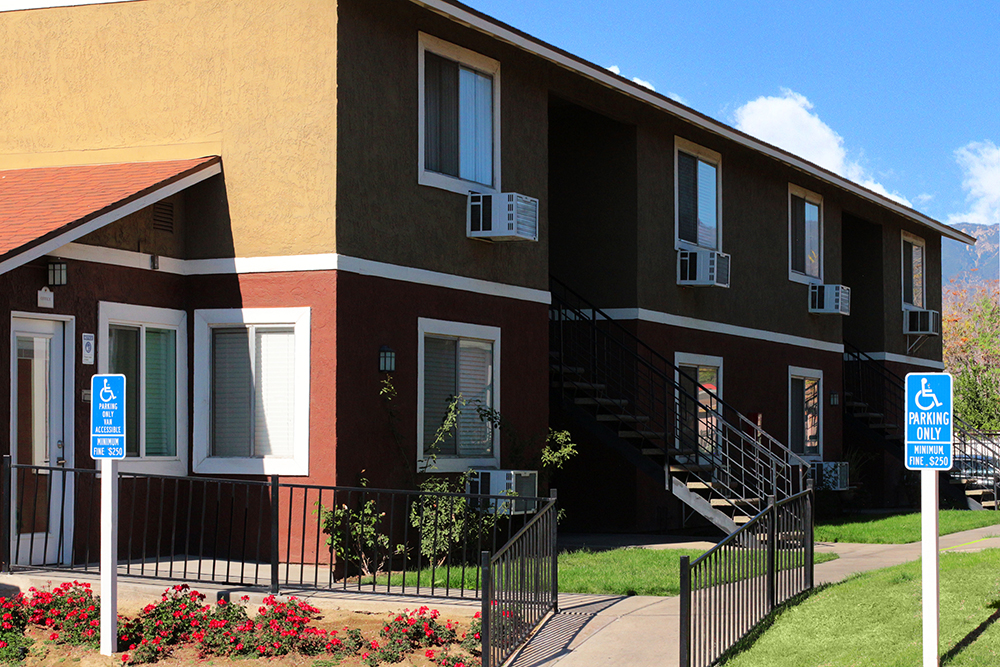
xmin=47 ymin=261 xmax=67 ymax=286
xmin=379 ymin=346 xmax=396 ymax=373
xmin=830 ymin=392 xmax=840 ymax=406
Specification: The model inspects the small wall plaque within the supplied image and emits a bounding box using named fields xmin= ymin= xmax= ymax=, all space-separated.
xmin=82 ymin=333 xmax=95 ymax=365
xmin=37 ymin=287 xmax=54 ymax=308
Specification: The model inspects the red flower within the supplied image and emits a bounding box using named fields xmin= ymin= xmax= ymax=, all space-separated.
xmin=49 ymin=632 xmax=59 ymax=641
xmin=121 ymin=654 xmax=129 ymax=662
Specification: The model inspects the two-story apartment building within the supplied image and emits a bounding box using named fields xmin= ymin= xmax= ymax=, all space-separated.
xmin=0 ymin=0 xmax=973 ymax=555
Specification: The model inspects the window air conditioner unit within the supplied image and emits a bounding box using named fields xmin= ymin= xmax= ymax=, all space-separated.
xmin=677 ymin=249 xmax=731 ymax=288
xmin=467 ymin=193 xmax=539 ymax=242
xmin=903 ymin=309 xmax=940 ymax=336
xmin=809 ymin=284 xmax=851 ymax=315
xmin=467 ymin=469 xmax=539 ymax=515
xmin=810 ymin=461 xmax=850 ymax=491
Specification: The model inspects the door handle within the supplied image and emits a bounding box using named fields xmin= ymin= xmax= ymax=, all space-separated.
xmin=56 ymin=458 xmax=66 ymax=467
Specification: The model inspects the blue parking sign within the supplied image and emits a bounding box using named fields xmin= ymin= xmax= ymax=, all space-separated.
xmin=904 ymin=373 xmax=953 ymax=470
xmin=91 ymin=374 xmax=126 ymax=460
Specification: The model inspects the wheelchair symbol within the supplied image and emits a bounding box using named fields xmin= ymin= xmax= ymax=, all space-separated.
xmin=99 ymin=379 xmax=117 ymax=403
xmin=914 ymin=378 xmax=943 ymax=411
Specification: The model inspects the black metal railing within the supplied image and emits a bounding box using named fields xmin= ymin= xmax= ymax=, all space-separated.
xmin=481 ymin=492 xmax=558 ymax=667
xmin=679 ymin=485 xmax=814 ymax=667
xmin=843 ymin=345 xmax=1000 ymax=502
xmin=1 ymin=457 xmax=545 ymax=600
xmin=550 ymin=276 xmax=810 ymax=523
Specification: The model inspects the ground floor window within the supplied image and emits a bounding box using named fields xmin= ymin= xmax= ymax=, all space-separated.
xmin=789 ymin=367 xmax=822 ymax=459
xmin=417 ymin=318 xmax=500 ymax=472
xmin=193 ymin=307 xmax=311 ymax=475
xmin=675 ymin=353 xmax=723 ymax=454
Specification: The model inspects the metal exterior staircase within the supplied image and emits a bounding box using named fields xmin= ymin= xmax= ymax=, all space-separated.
xmin=843 ymin=342 xmax=1000 ymax=509
xmin=549 ymin=277 xmax=810 ymax=533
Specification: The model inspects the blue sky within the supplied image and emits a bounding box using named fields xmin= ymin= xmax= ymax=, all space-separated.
xmin=2 ymin=0 xmax=996 ymax=230
xmin=464 ymin=0 xmax=999 ymax=229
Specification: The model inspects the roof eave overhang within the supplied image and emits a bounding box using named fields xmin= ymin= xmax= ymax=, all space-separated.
xmin=0 ymin=157 xmax=222 ymax=276
xmin=411 ymin=0 xmax=977 ymax=246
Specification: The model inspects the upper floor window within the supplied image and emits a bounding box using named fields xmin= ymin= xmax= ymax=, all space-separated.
xmin=675 ymin=137 xmax=722 ymax=250
xmin=789 ymin=185 xmax=823 ymax=283
xmin=902 ymin=231 xmax=926 ymax=309
xmin=417 ymin=318 xmax=500 ymax=473
xmin=419 ymin=33 xmax=501 ymax=194
xmin=98 ymin=302 xmax=188 ymax=476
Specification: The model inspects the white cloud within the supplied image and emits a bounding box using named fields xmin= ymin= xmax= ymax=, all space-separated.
xmin=915 ymin=193 xmax=934 ymax=205
xmin=734 ymin=89 xmax=911 ymax=207
xmin=667 ymin=92 xmax=687 ymax=105
xmin=631 ymin=77 xmax=655 ymax=91
xmin=607 ymin=65 xmax=621 ymax=75
xmin=948 ymin=140 xmax=1000 ymax=226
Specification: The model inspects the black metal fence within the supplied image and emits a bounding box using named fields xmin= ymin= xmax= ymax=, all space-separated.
xmin=1 ymin=457 xmax=546 ymax=602
xmin=481 ymin=492 xmax=558 ymax=667
xmin=679 ymin=486 xmax=814 ymax=667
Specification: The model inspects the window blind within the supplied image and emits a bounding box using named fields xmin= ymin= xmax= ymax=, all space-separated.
xmin=145 ymin=328 xmax=176 ymax=456
xmin=212 ymin=328 xmax=252 ymax=457
xmin=678 ymin=152 xmax=698 ymax=245
xmin=110 ymin=326 xmax=140 ymax=457
xmin=254 ymin=328 xmax=295 ymax=458
xmin=424 ymin=337 xmax=458 ymax=455
xmin=424 ymin=52 xmax=460 ymax=178
xmin=791 ymin=196 xmax=806 ymax=274
xmin=459 ymin=67 xmax=493 ymax=186
xmin=457 ymin=339 xmax=493 ymax=457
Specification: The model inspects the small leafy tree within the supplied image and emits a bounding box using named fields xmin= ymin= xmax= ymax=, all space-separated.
xmin=944 ymin=283 xmax=1000 ymax=430
xmin=316 ymin=473 xmax=391 ymax=577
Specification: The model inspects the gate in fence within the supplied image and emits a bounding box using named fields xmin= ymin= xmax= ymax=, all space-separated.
xmin=679 ymin=485 xmax=814 ymax=667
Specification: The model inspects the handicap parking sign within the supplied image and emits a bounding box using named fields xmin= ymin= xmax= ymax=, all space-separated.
xmin=904 ymin=373 xmax=953 ymax=470
xmin=90 ymin=374 xmax=126 ymax=460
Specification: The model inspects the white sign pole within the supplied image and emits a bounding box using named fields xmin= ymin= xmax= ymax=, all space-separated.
xmin=921 ymin=468 xmax=939 ymax=667
xmin=100 ymin=457 xmax=119 ymax=656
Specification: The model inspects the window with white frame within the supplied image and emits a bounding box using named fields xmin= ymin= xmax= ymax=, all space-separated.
xmin=789 ymin=185 xmax=823 ymax=283
xmin=902 ymin=231 xmax=926 ymax=309
xmin=193 ymin=308 xmax=310 ymax=475
xmin=98 ymin=302 xmax=187 ymax=476
xmin=675 ymin=353 xmax=723 ymax=456
xmin=418 ymin=32 xmax=501 ymax=194
xmin=789 ymin=367 xmax=822 ymax=459
xmin=675 ymin=137 xmax=721 ymax=250
xmin=417 ymin=318 xmax=500 ymax=472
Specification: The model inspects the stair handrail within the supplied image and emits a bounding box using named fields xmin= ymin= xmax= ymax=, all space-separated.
xmin=844 ymin=341 xmax=1000 ymax=472
xmin=550 ymin=276 xmax=810 ymax=506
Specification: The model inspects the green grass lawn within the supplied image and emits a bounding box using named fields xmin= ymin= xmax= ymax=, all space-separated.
xmin=722 ymin=549 xmax=1000 ymax=666
xmin=367 ymin=548 xmax=838 ymax=597
xmin=816 ymin=510 xmax=1000 ymax=544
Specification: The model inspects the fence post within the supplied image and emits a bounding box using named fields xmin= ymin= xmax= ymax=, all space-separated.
xmin=550 ymin=489 xmax=559 ymax=614
xmin=679 ymin=555 xmax=691 ymax=667
xmin=766 ymin=495 xmax=776 ymax=611
xmin=805 ymin=479 xmax=815 ymax=590
xmin=481 ymin=550 xmax=492 ymax=667
xmin=270 ymin=475 xmax=280 ymax=595
xmin=1 ymin=455 xmax=10 ymax=573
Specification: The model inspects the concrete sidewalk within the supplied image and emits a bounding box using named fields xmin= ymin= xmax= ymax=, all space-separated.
xmin=508 ymin=524 xmax=1000 ymax=667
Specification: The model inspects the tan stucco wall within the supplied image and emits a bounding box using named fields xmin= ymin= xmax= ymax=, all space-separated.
xmin=0 ymin=0 xmax=337 ymax=259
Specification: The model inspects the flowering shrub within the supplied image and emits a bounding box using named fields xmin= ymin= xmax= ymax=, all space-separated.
xmin=0 ymin=595 xmax=31 ymax=663
xmin=22 ymin=581 xmax=101 ymax=648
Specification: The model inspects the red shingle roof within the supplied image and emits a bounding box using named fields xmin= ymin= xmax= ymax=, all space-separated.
xmin=0 ymin=156 xmax=220 ymax=259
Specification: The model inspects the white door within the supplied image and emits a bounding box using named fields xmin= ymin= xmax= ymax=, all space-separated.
xmin=10 ymin=317 xmax=69 ymax=565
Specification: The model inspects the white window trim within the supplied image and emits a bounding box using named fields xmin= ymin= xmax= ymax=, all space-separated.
xmin=674 ymin=352 xmax=724 ymax=399
xmin=417 ymin=317 xmax=501 ymax=473
xmin=901 ymin=231 xmax=927 ymax=311
xmin=193 ymin=307 xmax=311 ymax=476
xmin=788 ymin=184 xmax=824 ymax=285
xmin=417 ymin=32 xmax=502 ymax=196
xmin=98 ymin=302 xmax=188 ymax=476
xmin=788 ymin=366 xmax=823 ymax=461
xmin=674 ymin=136 xmax=723 ymax=251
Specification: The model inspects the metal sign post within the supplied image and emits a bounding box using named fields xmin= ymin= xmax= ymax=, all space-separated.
xmin=905 ymin=372 xmax=953 ymax=667
xmin=91 ymin=374 xmax=126 ymax=657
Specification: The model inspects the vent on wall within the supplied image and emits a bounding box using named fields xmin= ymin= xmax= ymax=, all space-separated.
xmin=152 ymin=201 xmax=175 ymax=233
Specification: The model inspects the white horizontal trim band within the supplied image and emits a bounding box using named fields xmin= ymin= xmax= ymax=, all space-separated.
xmin=53 ymin=243 xmax=551 ymax=304
xmin=861 ymin=352 xmax=945 ymax=370
xmin=600 ymin=307 xmax=845 ymax=353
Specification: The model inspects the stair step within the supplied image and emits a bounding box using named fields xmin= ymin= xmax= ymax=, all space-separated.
xmin=620 ymin=430 xmax=666 ymax=439
xmin=886 ymin=434 xmax=904 ymax=441
xmin=964 ymin=488 xmax=988 ymax=497
xmin=641 ymin=448 xmax=666 ymax=456
xmin=870 ymin=423 xmax=898 ymax=430
xmin=597 ymin=414 xmax=650 ymax=424
xmin=550 ymin=364 xmax=586 ymax=375
xmin=711 ymin=498 xmax=761 ymax=507
xmin=733 ymin=515 xmax=753 ymax=525
xmin=553 ymin=380 xmax=606 ymax=391
xmin=854 ymin=412 xmax=884 ymax=420
xmin=670 ymin=464 xmax=713 ymax=473
xmin=575 ymin=397 xmax=629 ymax=408
xmin=686 ymin=481 xmax=713 ymax=490
xmin=844 ymin=401 xmax=866 ymax=408
xmin=981 ymin=500 xmax=998 ymax=509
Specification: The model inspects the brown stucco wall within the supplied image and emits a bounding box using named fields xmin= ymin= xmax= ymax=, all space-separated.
xmin=334 ymin=0 xmax=549 ymax=290
xmin=0 ymin=0 xmax=337 ymax=259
